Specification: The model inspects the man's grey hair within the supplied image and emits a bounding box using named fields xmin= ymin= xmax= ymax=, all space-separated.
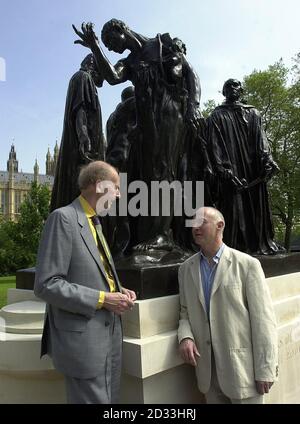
xmin=78 ymin=161 xmax=117 ymax=190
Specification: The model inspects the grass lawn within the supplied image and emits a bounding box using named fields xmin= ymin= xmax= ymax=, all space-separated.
xmin=0 ymin=276 xmax=16 ymax=309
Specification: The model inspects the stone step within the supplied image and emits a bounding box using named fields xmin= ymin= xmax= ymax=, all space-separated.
xmin=273 ymin=295 xmax=300 ymax=327
xmin=7 ymin=288 xmax=39 ymax=305
xmin=0 ymin=301 xmax=45 ymax=334
xmin=122 ymin=294 xmax=179 ymax=338
xmin=268 ymin=272 xmax=300 ymax=301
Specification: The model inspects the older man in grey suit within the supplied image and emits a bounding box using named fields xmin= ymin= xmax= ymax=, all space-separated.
xmin=34 ymin=161 xmax=136 ymax=404
xmin=178 ymin=207 xmax=278 ymax=404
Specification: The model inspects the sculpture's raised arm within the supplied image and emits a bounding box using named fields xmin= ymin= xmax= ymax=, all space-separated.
xmin=73 ymin=22 xmax=127 ymax=85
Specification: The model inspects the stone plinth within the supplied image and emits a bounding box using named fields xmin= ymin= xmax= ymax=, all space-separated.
xmin=0 ymin=292 xmax=66 ymax=404
xmin=121 ymin=274 xmax=300 ymax=404
xmin=265 ymin=273 xmax=300 ymax=404
xmin=121 ymin=333 xmax=202 ymax=403
xmin=7 ymin=288 xmax=38 ymax=304
xmin=121 ymin=295 xmax=203 ymax=403
xmin=16 ymin=253 xmax=300 ymax=298
xmin=121 ymin=364 xmax=200 ymax=404
xmin=0 ymin=301 xmax=45 ymax=334
xmin=3 ymin=271 xmax=300 ymax=404
xmin=122 ymin=294 xmax=179 ymax=338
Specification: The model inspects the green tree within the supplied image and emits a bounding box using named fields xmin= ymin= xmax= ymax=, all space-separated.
xmin=202 ymin=99 xmax=217 ymax=118
xmin=0 ymin=217 xmax=20 ymax=275
xmin=0 ymin=182 xmax=51 ymax=275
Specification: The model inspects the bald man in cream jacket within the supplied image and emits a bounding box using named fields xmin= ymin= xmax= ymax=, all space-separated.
xmin=178 ymin=207 xmax=278 ymax=404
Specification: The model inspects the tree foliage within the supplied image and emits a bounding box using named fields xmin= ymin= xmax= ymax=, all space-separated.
xmin=242 ymin=55 xmax=300 ymax=250
xmin=202 ymin=99 xmax=217 ymax=118
xmin=0 ymin=182 xmax=50 ymax=275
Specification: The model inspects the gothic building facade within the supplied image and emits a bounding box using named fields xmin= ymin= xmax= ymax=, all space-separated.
xmin=46 ymin=141 xmax=59 ymax=176
xmin=0 ymin=143 xmax=58 ymax=221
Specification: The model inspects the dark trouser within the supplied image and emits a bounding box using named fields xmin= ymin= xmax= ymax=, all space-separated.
xmin=65 ymin=314 xmax=122 ymax=404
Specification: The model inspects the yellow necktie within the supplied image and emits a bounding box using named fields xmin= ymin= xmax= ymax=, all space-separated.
xmin=91 ymin=215 xmax=112 ymax=265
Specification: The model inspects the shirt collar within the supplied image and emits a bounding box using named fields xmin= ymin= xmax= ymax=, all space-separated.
xmin=200 ymin=243 xmax=225 ymax=264
xmin=78 ymin=195 xmax=96 ymax=218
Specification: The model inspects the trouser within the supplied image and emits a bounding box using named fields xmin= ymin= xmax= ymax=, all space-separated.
xmin=205 ymin=351 xmax=264 ymax=404
xmin=64 ymin=314 xmax=122 ymax=404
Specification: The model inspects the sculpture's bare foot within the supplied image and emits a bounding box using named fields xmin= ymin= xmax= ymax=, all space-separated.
xmin=133 ymin=234 xmax=174 ymax=252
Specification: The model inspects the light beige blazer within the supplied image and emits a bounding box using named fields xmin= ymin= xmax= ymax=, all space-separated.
xmin=178 ymin=245 xmax=278 ymax=400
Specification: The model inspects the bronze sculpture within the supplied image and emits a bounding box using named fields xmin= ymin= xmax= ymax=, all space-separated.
xmin=73 ymin=20 xmax=202 ymax=256
xmin=106 ymin=85 xmax=136 ymax=174
xmin=104 ymin=86 xmax=136 ymax=257
xmin=206 ymin=78 xmax=282 ymax=255
xmin=50 ymin=54 xmax=106 ymax=211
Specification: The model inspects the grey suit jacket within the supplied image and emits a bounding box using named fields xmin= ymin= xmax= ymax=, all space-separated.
xmin=178 ymin=245 xmax=278 ymax=399
xmin=34 ymin=198 xmax=122 ymax=379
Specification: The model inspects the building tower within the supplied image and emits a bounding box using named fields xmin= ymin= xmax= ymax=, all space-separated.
xmin=7 ymin=144 xmax=19 ymax=173
xmin=45 ymin=142 xmax=59 ymax=176
xmin=7 ymin=144 xmax=18 ymax=220
xmin=46 ymin=147 xmax=53 ymax=176
xmin=53 ymin=140 xmax=59 ymax=175
xmin=34 ymin=159 xmax=39 ymax=183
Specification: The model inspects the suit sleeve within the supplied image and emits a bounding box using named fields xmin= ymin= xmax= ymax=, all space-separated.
xmin=177 ymin=264 xmax=195 ymax=344
xmin=246 ymin=258 xmax=278 ymax=381
xmin=34 ymin=210 xmax=99 ymax=318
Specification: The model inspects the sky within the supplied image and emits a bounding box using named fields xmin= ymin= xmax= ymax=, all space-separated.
xmin=0 ymin=0 xmax=299 ymax=174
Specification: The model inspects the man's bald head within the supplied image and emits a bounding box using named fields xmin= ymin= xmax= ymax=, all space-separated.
xmin=192 ymin=206 xmax=225 ymax=250
xmin=194 ymin=207 xmax=225 ymax=233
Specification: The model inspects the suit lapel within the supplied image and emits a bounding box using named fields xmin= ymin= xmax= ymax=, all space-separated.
xmin=190 ymin=254 xmax=206 ymax=312
xmin=211 ymin=245 xmax=232 ymax=297
xmin=72 ymin=198 xmax=109 ymax=282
